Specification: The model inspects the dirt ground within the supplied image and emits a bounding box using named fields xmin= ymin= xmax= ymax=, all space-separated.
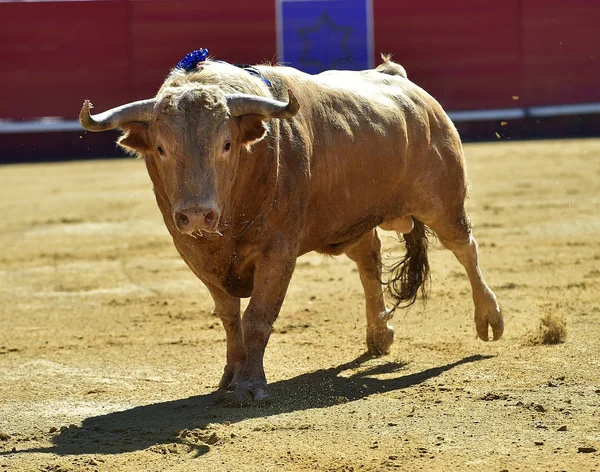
xmin=0 ymin=139 xmax=599 ymax=472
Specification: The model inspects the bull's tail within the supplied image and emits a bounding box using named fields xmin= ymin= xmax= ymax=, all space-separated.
xmin=375 ymin=53 xmax=408 ymax=79
xmin=385 ymin=218 xmax=431 ymax=313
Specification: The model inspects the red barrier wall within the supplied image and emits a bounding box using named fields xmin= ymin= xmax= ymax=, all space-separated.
xmin=1 ymin=0 xmax=599 ymax=121
xmin=373 ymin=0 xmax=523 ymax=111
xmin=128 ymin=0 xmax=277 ymax=99
xmin=0 ymin=0 xmax=131 ymax=120
xmin=523 ymin=0 xmax=600 ymax=106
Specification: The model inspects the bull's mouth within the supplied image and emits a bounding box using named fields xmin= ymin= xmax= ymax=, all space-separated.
xmin=189 ymin=228 xmax=223 ymax=239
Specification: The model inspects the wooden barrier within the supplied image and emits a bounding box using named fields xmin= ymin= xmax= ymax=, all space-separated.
xmin=1 ymin=0 xmax=598 ymax=121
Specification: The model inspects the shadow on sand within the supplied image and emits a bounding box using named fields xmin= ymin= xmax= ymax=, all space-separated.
xmin=5 ymin=354 xmax=493 ymax=457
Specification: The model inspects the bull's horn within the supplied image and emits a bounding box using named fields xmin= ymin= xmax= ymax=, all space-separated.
xmin=225 ymin=89 xmax=299 ymax=119
xmin=79 ymin=98 xmax=157 ymax=132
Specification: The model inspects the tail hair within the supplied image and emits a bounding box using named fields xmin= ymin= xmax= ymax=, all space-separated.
xmin=384 ymin=218 xmax=431 ymax=313
xmin=375 ymin=53 xmax=408 ymax=78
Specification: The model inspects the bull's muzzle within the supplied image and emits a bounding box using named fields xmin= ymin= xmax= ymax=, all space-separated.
xmin=173 ymin=203 xmax=220 ymax=236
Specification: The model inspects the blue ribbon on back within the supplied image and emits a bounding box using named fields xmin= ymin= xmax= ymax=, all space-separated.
xmin=174 ymin=48 xmax=209 ymax=72
xmin=173 ymin=48 xmax=271 ymax=87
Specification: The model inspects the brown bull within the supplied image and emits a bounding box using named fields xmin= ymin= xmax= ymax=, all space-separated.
xmin=80 ymin=54 xmax=503 ymax=401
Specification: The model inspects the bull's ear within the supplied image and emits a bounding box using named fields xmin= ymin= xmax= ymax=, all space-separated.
xmin=238 ymin=115 xmax=268 ymax=147
xmin=117 ymin=122 xmax=151 ymax=155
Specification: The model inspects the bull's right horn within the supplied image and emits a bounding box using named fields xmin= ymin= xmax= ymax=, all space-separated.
xmin=79 ymin=98 xmax=157 ymax=132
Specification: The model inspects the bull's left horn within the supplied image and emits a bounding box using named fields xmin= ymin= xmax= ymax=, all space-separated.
xmin=225 ymin=89 xmax=299 ymax=119
xmin=79 ymin=98 xmax=157 ymax=131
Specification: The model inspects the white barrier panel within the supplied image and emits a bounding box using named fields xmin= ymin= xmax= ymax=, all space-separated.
xmin=2 ymin=102 xmax=600 ymax=133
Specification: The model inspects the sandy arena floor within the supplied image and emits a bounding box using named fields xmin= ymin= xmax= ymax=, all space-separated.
xmin=0 ymin=139 xmax=599 ymax=471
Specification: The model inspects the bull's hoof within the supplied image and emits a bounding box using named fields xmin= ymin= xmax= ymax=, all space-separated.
xmin=475 ymin=303 xmax=504 ymax=341
xmin=218 ymin=365 xmax=242 ymax=391
xmin=234 ymin=379 xmax=269 ymax=403
xmin=367 ymin=324 xmax=394 ymax=356
xmin=472 ymin=286 xmax=504 ymax=341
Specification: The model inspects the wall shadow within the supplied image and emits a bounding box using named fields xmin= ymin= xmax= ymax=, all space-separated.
xmin=5 ymin=354 xmax=493 ymax=457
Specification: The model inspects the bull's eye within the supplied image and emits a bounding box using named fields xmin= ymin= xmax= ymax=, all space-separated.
xmin=224 ymin=142 xmax=231 ymax=151
xmin=157 ymin=146 xmax=164 ymax=156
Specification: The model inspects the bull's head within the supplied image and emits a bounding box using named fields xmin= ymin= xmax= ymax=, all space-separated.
xmin=79 ymin=85 xmax=299 ymax=237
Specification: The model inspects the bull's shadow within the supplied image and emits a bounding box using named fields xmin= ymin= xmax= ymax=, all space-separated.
xmin=8 ymin=354 xmax=492 ymax=457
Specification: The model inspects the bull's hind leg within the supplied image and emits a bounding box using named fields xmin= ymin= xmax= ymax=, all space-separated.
xmin=427 ymin=208 xmax=504 ymax=341
xmin=345 ymin=229 xmax=394 ymax=355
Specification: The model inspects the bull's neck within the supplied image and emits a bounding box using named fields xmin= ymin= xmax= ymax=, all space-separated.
xmin=225 ymin=129 xmax=280 ymax=237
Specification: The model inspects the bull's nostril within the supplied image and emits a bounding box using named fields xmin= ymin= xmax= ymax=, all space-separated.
xmin=204 ymin=210 xmax=216 ymax=225
xmin=177 ymin=213 xmax=190 ymax=228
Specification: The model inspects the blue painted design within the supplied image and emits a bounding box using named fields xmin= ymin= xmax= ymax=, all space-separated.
xmin=280 ymin=0 xmax=370 ymax=74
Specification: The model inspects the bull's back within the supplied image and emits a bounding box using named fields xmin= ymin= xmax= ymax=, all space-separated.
xmin=262 ymin=65 xmax=462 ymax=253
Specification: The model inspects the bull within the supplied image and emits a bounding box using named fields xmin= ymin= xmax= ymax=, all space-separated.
xmin=79 ymin=50 xmax=504 ymax=401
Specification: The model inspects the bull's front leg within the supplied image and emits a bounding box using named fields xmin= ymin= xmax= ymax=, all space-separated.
xmin=235 ymin=236 xmax=296 ymax=402
xmin=206 ymin=283 xmax=244 ymax=390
